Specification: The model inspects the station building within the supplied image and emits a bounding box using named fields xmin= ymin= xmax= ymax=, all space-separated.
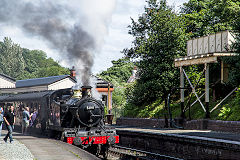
xmin=0 ymin=71 xmax=113 ymax=109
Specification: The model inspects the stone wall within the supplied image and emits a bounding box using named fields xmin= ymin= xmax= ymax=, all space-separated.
xmin=117 ymin=117 xmax=240 ymax=133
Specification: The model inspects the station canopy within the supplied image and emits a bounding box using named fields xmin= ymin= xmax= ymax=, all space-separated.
xmin=0 ymin=91 xmax=54 ymax=102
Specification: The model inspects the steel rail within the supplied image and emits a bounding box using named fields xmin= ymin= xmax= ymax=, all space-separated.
xmin=109 ymin=145 xmax=183 ymax=160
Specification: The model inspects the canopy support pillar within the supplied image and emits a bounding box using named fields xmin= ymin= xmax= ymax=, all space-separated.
xmin=205 ymin=63 xmax=210 ymax=118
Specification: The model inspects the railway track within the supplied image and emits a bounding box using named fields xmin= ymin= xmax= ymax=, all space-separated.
xmin=52 ymin=133 xmax=181 ymax=160
xmin=108 ymin=145 xmax=183 ymax=160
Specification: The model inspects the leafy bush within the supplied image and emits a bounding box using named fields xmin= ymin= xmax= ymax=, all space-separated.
xmin=218 ymin=106 xmax=232 ymax=120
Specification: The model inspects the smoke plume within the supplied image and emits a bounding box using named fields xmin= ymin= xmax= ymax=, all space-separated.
xmin=0 ymin=0 xmax=115 ymax=85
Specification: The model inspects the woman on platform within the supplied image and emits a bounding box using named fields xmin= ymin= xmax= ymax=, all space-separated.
xmin=0 ymin=107 xmax=3 ymax=137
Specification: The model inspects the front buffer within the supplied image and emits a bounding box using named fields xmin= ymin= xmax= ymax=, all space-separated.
xmin=64 ymin=128 xmax=119 ymax=157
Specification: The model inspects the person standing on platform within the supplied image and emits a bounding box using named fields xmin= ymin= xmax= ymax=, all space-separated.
xmin=0 ymin=106 xmax=4 ymax=115
xmin=22 ymin=107 xmax=31 ymax=135
xmin=30 ymin=108 xmax=38 ymax=128
xmin=3 ymin=105 xmax=15 ymax=143
xmin=0 ymin=107 xmax=4 ymax=137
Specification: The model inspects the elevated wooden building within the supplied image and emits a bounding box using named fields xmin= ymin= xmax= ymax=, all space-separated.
xmin=175 ymin=30 xmax=237 ymax=119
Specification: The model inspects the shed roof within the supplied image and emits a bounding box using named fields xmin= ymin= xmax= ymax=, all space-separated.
xmin=16 ymin=75 xmax=76 ymax=88
xmin=93 ymin=76 xmax=114 ymax=88
xmin=0 ymin=73 xmax=16 ymax=82
xmin=0 ymin=95 xmax=9 ymax=102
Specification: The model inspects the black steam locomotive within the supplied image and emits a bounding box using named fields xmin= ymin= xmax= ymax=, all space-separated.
xmin=0 ymin=86 xmax=119 ymax=158
xmin=49 ymin=86 xmax=119 ymax=157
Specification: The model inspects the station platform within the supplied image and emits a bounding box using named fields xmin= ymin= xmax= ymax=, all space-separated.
xmin=115 ymin=126 xmax=240 ymax=159
xmin=116 ymin=126 xmax=240 ymax=142
xmin=0 ymin=130 xmax=100 ymax=160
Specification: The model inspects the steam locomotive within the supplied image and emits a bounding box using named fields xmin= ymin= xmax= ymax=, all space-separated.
xmin=49 ymin=86 xmax=119 ymax=157
xmin=0 ymin=86 xmax=119 ymax=158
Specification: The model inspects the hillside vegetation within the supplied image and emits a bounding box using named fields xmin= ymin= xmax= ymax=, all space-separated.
xmin=99 ymin=57 xmax=134 ymax=120
xmin=0 ymin=37 xmax=69 ymax=80
xmin=101 ymin=0 xmax=240 ymax=121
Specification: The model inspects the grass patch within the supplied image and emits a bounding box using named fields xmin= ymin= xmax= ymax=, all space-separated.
xmin=124 ymin=88 xmax=240 ymax=121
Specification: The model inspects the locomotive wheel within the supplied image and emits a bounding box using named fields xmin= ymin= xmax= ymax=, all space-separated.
xmin=101 ymin=144 xmax=109 ymax=159
xmin=60 ymin=132 xmax=65 ymax=142
xmin=103 ymin=149 xmax=108 ymax=159
xmin=47 ymin=130 xmax=55 ymax=138
xmin=86 ymin=145 xmax=98 ymax=155
xmin=96 ymin=144 xmax=101 ymax=157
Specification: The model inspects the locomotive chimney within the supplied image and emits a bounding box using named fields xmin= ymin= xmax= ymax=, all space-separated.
xmin=81 ymin=86 xmax=92 ymax=98
xmin=70 ymin=66 xmax=76 ymax=79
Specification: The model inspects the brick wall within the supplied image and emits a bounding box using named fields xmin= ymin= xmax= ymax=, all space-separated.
xmin=116 ymin=117 xmax=167 ymax=128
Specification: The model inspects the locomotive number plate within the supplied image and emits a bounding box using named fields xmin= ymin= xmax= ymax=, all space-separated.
xmin=86 ymin=106 xmax=95 ymax=110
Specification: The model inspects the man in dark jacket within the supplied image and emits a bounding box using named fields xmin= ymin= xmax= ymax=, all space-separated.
xmin=3 ymin=105 xmax=15 ymax=143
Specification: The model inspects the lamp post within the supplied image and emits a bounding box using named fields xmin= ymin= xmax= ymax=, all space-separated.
xmin=107 ymin=82 xmax=111 ymax=114
xmin=106 ymin=82 xmax=114 ymax=125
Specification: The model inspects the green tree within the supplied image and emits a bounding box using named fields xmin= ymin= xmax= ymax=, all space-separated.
xmin=22 ymin=49 xmax=39 ymax=74
xmin=0 ymin=37 xmax=25 ymax=78
xmin=181 ymin=0 xmax=240 ymax=38
xmin=99 ymin=57 xmax=134 ymax=118
xmin=99 ymin=57 xmax=134 ymax=85
xmin=0 ymin=37 xmax=70 ymax=80
xmin=182 ymin=0 xmax=240 ymax=87
xmin=21 ymin=48 xmax=69 ymax=79
xmin=124 ymin=0 xmax=187 ymax=106
xmin=223 ymin=8 xmax=240 ymax=87
xmin=36 ymin=66 xmax=69 ymax=77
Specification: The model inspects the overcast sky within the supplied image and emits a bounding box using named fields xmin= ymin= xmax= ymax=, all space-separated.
xmin=0 ymin=0 xmax=188 ymax=74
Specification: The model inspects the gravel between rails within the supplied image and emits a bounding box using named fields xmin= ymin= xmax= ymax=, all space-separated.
xmin=0 ymin=136 xmax=35 ymax=160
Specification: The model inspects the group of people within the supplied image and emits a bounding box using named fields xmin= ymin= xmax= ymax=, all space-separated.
xmin=0 ymin=105 xmax=38 ymax=143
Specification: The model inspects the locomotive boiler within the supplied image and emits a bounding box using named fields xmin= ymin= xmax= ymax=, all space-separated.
xmin=49 ymin=86 xmax=119 ymax=157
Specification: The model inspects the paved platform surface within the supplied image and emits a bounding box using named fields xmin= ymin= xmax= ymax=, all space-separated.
xmin=0 ymin=133 xmax=34 ymax=160
xmin=0 ymin=130 xmax=100 ymax=160
xmin=116 ymin=126 xmax=240 ymax=143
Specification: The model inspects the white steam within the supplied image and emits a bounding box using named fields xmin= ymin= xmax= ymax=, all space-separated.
xmin=0 ymin=0 xmax=116 ymax=85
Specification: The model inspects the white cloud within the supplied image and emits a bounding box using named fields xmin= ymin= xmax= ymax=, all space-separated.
xmin=92 ymin=0 xmax=146 ymax=73
xmin=0 ymin=25 xmax=57 ymax=58
xmin=93 ymin=0 xmax=188 ymax=73
xmin=0 ymin=0 xmax=188 ymax=75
